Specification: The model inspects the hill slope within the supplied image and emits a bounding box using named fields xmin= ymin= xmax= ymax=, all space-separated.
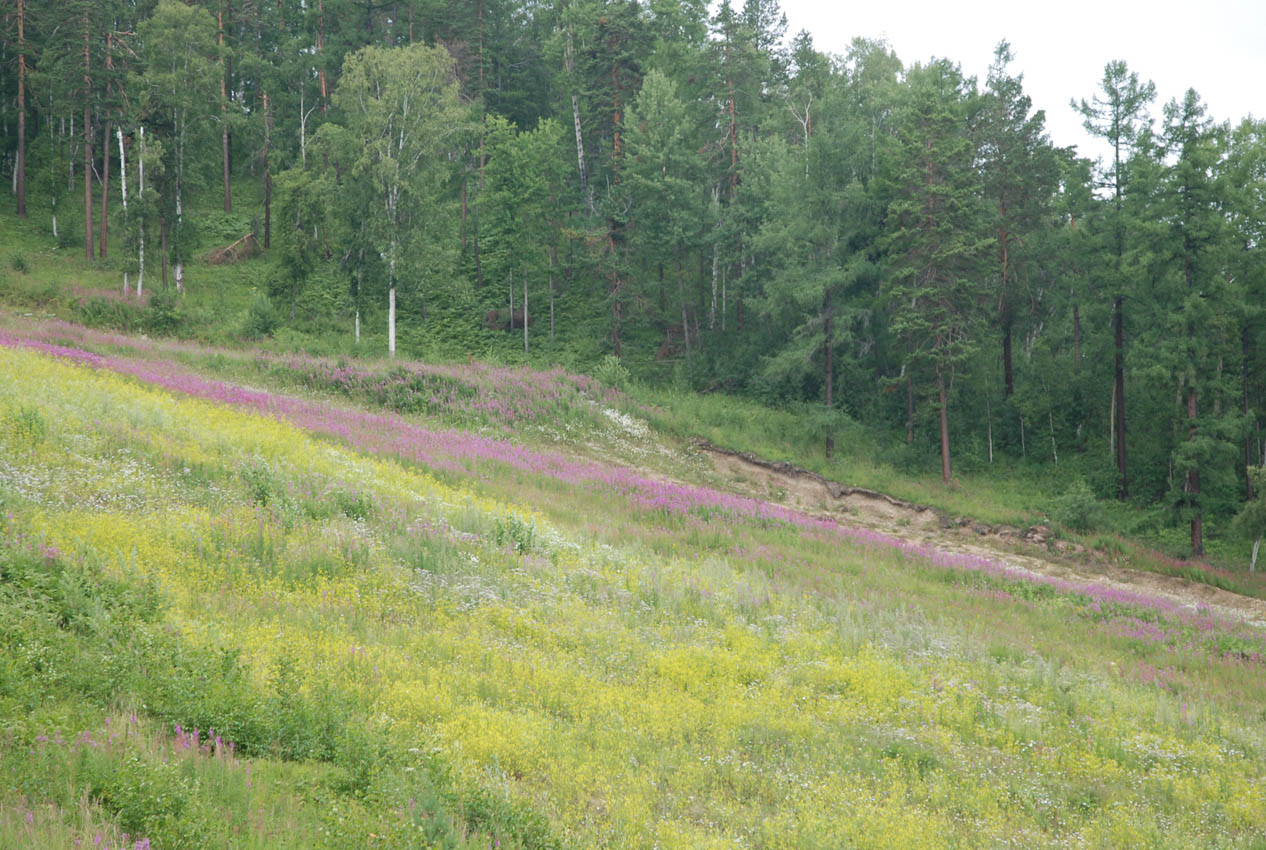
xmin=3 ymin=322 xmax=1266 ymax=848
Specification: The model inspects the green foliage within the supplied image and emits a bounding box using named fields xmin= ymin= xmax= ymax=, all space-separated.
xmin=8 ymin=253 xmax=28 ymax=274
xmin=242 ymin=291 xmax=281 ymax=339
xmin=1053 ymin=479 xmax=1100 ymax=532
xmin=2 ymin=404 xmax=50 ymax=451
xmin=492 ymin=514 xmax=537 ymax=554
xmin=145 ymin=290 xmax=184 ymax=335
xmin=594 ymin=354 xmax=631 ymax=389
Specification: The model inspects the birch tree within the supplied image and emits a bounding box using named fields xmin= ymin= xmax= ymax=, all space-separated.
xmin=335 ymin=42 xmax=467 ymax=357
xmin=136 ymin=0 xmax=221 ymax=293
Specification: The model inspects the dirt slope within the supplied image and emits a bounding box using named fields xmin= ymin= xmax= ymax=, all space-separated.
xmin=695 ymin=440 xmax=1266 ymax=629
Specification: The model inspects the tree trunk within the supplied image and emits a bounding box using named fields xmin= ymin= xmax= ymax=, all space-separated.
xmin=905 ymin=374 xmax=914 ymax=446
xmin=523 ymin=267 xmax=530 ymax=354
xmin=1002 ymin=323 xmax=1014 ymax=398
xmin=1252 ymin=537 xmax=1260 ymax=573
xmin=318 ymin=0 xmax=328 ymax=111
xmin=986 ymin=396 xmax=993 ymax=464
xmin=220 ymin=4 xmax=231 ymax=212
xmin=677 ymin=254 xmax=690 ymax=359
xmin=549 ymin=243 xmax=557 ymax=341
xmin=99 ymin=119 xmax=110 ymax=258
xmin=563 ymin=27 xmax=590 ymax=211
xmin=16 ymin=0 xmax=26 ymax=218
xmin=824 ymin=288 xmax=834 ymax=458
xmin=160 ymin=214 xmax=169 ymax=289
xmin=388 ymin=243 xmax=397 ymax=358
xmin=118 ymin=127 xmax=128 ymax=293
xmin=83 ymin=10 xmax=95 ymax=261
xmin=83 ymin=110 xmax=94 ymax=261
xmin=710 ymin=241 xmax=718 ymax=330
xmin=938 ymin=364 xmax=951 ymax=483
xmin=1072 ymin=303 xmax=1081 ymax=375
xmin=475 ymin=133 xmax=484 ymax=287
xmin=721 ymin=262 xmax=727 ymax=332
xmin=137 ymin=126 xmax=145 ymax=296
xmin=354 ymin=239 xmax=364 ymax=342
xmin=50 ymin=115 xmax=58 ymax=238
xmin=1188 ymin=386 xmax=1202 ymax=555
xmin=611 ymin=280 xmax=622 ymax=357
xmin=101 ymin=34 xmax=116 ymax=255
xmin=1246 ymin=325 xmax=1255 ymax=500
xmin=1113 ymin=295 xmax=1128 ymax=499
xmin=263 ymin=92 xmax=272 ymax=249
xmin=174 ymin=178 xmax=184 ymax=293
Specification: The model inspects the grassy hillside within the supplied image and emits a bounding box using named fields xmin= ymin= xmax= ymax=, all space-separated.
xmin=4 ymin=195 xmax=1262 ymax=572
xmin=3 ymin=334 xmax=1266 ymax=848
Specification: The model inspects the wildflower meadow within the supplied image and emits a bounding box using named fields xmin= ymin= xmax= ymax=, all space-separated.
xmin=3 ymin=332 xmax=1266 ymax=849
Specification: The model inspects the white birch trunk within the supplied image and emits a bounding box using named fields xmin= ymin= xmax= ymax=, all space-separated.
xmin=355 ymin=309 xmax=360 ymax=345
xmin=50 ymin=114 xmax=58 ymax=239
xmin=137 ymin=127 xmax=145 ymax=297
xmin=174 ymin=180 xmax=184 ymax=294
xmin=388 ymin=246 xmax=397 ymax=358
xmin=1050 ymin=409 xmax=1058 ymax=465
xmin=523 ymin=269 xmax=529 ymax=354
xmin=118 ymin=127 xmax=129 ymax=294
xmin=1252 ymin=537 xmax=1261 ymax=573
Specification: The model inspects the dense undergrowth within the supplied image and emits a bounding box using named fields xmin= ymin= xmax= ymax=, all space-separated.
xmin=3 ymin=340 xmax=1266 ymax=848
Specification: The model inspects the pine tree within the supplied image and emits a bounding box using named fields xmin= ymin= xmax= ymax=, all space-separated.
xmin=883 ymin=60 xmax=988 ymax=483
xmin=1074 ymin=60 xmax=1155 ymax=499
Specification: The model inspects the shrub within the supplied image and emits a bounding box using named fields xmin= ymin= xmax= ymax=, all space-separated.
xmin=1052 ymin=478 xmax=1099 ymax=532
xmin=242 ymin=292 xmax=281 ymax=339
xmin=145 ymin=291 xmax=184 ymax=335
xmin=593 ymin=354 xmax=630 ymax=389
xmin=9 ymin=252 xmax=28 ymax=273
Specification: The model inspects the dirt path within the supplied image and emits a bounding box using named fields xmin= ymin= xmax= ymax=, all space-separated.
xmin=695 ymin=440 xmax=1266 ymax=629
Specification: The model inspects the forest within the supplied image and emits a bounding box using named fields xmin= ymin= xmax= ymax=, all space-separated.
xmin=2 ymin=0 xmax=1265 ymax=557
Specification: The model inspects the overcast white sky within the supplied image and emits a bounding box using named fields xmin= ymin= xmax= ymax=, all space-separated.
xmin=777 ymin=0 xmax=1266 ymax=163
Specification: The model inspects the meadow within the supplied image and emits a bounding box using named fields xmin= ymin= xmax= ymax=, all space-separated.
xmin=3 ymin=331 xmax=1266 ymax=849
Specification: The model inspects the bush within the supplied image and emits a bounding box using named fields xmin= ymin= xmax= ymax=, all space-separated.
xmin=9 ymin=252 xmax=28 ymax=273
xmin=55 ymin=217 xmax=83 ymax=250
xmin=1052 ymin=478 xmax=1099 ymax=532
xmin=593 ymin=354 xmax=630 ymax=389
xmin=242 ymin=292 xmax=281 ymax=339
xmin=73 ymin=295 xmax=146 ymax=332
xmin=145 ymin=291 xmax=185 ymax=335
